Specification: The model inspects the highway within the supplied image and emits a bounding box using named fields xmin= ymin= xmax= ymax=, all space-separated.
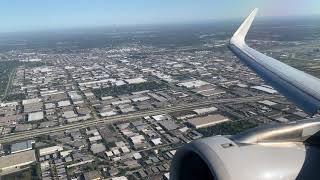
xmin=0 ymin=95 xmax=277 ymax=144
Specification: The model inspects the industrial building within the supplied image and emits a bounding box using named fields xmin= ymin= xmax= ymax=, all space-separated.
xmin=124 ymin=77 xmax=147 ymax=84
xmin=187 ymin=114 xmax=230 ymax=129
xmin=11 ymin=140 xmax=34 ymax=154
xmin=0 ymin=150 xmax=36 ymax=175
xmin=39 ymin=145 xmax=63 ymax=156
xmin=193 ymin=106 xmax=218 ymax=115
xmin=28 ymin=111 xmax=44 ymax=122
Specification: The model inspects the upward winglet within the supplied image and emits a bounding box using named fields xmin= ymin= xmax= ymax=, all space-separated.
xmin=230 ymin=8 xmax=258 ymax=46
xmin=228 ymin=8 xmax=320 ymax=115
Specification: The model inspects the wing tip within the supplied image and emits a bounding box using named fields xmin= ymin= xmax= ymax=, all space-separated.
xmin=230 ymin=8 xmax=259 ymax=46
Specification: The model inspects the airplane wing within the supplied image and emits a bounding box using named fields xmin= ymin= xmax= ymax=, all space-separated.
xmin=170 ymin=9 xmax=320 ymax=180
xmin=229 ymin=8 xmax=320 ymax=115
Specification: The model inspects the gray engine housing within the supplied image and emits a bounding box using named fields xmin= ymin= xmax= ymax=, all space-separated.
xmin=170 ymin=136 xmax=320 ymax=180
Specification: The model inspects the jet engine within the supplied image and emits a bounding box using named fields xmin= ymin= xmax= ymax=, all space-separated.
xmin=170 ymin=118 xmax=320 ymax=180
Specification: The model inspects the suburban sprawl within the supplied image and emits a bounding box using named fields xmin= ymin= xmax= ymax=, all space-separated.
xmin=0 ymin=18 xmax=320 ymax=180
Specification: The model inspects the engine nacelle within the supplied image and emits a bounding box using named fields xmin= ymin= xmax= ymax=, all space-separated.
xmin=170 ymin=136 xmax=320 ymax=180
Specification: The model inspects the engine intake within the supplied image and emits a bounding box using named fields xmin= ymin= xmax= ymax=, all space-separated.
xmin=170 ymin=118 xmax=320 ymax=180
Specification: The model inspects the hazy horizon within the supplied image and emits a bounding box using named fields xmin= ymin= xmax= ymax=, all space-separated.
xmin=1 ymin=13 xmax=320 ymax=35
xmin=1 ymin=0 xmax=320 ymax=33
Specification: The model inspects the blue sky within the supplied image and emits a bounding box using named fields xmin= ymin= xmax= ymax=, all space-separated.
xmin=1 ymin=0 xmax=320 ymax=32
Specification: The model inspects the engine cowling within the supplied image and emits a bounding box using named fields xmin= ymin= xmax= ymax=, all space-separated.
xmin=170 ymin=119 xmax=320 ymax=180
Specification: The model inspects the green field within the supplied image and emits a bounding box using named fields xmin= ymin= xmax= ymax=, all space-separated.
xmin=0 ymin=61 xmax=20 ymax=97
xmin=0 ymin=60 xmax=44 ymax=99
xmin=197 ymin=119 xmax=259 ymax=137
xmin=93 ymin=81 xmax=167 ymax=97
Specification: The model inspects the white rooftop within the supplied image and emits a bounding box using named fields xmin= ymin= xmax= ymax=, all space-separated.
xmin=259 ymin=100 xmax=277 ymax=106
xmin=112 ymin=176 xmax=128 ymax=180
xmin=251 ymin=85 xmax=277 ymax=94
xmin=133 ymin=152 xmax=142 ymax=160
xmin=22 ymin=98 xmax=41 ymax=105
xmin=152 ymin=114 xmax=166 ymax=121
xmin=151 ymin=138 xmax=162 ymax=146
xmin=112 ymin=149 xmax=120 ymax=155
xmin=193 ymin=106 xmax=218 ymax=115
xmin=125 ymin=78 xmax=147 ymax=84
xmin=58 ymin=100 xmax=71 ymax=107
xmin=120 ymin=146 xmax=130 ymax=153
xmin=115 ymin=141 xmax=126 ymax=147
xmin=28 ymin=111 xmax=44 ymax=122
xmin=39 ymin=146 xmax=63 ymax=156
xmin=178 ymin=80 xmax=209 ymax=88
xmin=105 ymin=151 xmax=113 ymax=157
xmin=130 ymin=135 xmax=145 ymax=144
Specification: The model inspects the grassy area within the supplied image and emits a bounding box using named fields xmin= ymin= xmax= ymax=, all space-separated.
xmin=3 ymin=93 xmax=26 ymax=101
xmin=0 ymin=61 xmax=19 ymax=97
xmin=197 ymin=119 xmax=259 ymax=137
xmin=0 ymin=60 xmax=45 ymax=98
xmin=93 ymin=81 xmax=167 ymax=97
xmin=31 ymin=164 xmax=42 ymax=180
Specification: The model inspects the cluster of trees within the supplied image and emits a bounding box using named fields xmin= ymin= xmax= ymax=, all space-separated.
xmin=198 ymin=119 xmax=259 ymax=137
xmin=94 ymin=81 xmax=167 ymax=97
xmin=0 ymin=61 xmax=21 ymax=96
xmin=0 ymin=60 xmax=45 ymax=98
xmin=4 ymin=93 xmax=26 ymax=101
